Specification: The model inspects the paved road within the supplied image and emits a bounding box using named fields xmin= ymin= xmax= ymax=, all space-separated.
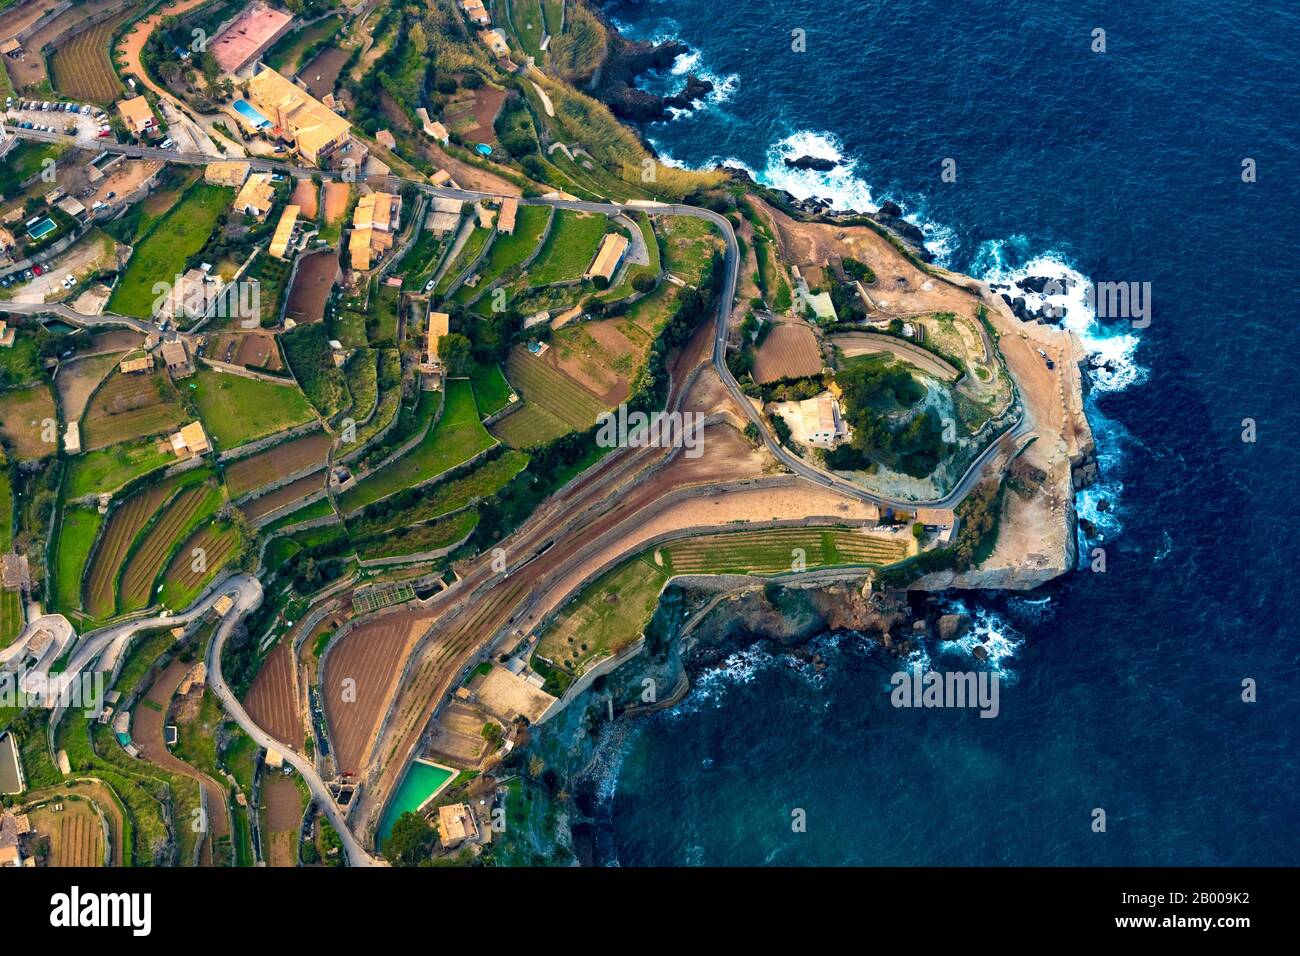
xmin=204 ymin=578 xmax=385 ymax=867
xmin=6 ymin=123 xmax=1027 ymax=509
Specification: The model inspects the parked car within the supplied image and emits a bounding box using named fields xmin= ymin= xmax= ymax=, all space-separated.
xmin=32 ymin=264 xmax=44 ymax=276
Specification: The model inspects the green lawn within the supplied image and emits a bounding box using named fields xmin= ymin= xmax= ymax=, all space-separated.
xmin=339 ymin=381 xmax=494 ymax=511
xmin=534 ymin=555 xmax=668 ymax=677
xmin=265 ymin=14 xmax=343 ymax=73
xmin=189 ymin=367 xmax=315 ymax=449
xmin=52 ymin=506 xmax=103 ymax=614
xmin=434 ymin=226 xmax=491 ymax=298
xmin=0 ymin=142 xmax=66 ymax=196
xmin=347 ymin=449 xmax=528 ymax=535
xmin=469 ymin=362 xmax=514 ymax=417
xmin=107 ymin=183 xmax=232 ymax=318
xmin=371 ymin=283 xmax=401 ymax=346
xmin=0 ymin=332 xmax=44 ymax=384
xmin=524 ymin=210 xmax=609 ymax=285
xmin=64 ymin=438 xmax=174 ymax=498
xmin=451 ymin=205 xmax=550 ymax=305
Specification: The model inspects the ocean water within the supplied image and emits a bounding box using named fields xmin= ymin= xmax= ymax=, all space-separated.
xmin=594 ymin=0 xmax=1300 ymax=865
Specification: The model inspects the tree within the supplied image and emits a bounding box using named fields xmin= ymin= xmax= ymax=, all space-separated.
xmin=383 ymin=811 xmax=436 ymax=866
xmin=438 ymin=332 xmax=472 ymax=376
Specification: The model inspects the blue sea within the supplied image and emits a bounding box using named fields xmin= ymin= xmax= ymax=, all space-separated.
xmin=592 ymin=0 xmax=1300 ymax=865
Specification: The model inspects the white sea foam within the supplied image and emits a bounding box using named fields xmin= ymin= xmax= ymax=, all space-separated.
xmin=744 ymin=130 xmax=879 ymax=214
xmin=975 ymin=242 xmax=1149 ymax=394
xmin=935 ymin=602 xmax=1025 ymax=682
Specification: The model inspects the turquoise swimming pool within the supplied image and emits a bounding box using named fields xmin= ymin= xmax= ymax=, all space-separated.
xmin=233 ymin=99 xmax=271 ymax=129
xmin=376 ymin=759 xmax=456 ymax=849
xmin=26 ymin=217 xmax=56 ymax=240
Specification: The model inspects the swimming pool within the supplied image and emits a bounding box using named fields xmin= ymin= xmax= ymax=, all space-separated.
xmin=475 ymin=143 xmax=493 ymax=156
xmin=233 ymin=99 xmax=271 ymax=129
xmin=376 ymin=759 xmax=456 ymax=849
xmin=26 ymin=217 xmax=56 ymax=240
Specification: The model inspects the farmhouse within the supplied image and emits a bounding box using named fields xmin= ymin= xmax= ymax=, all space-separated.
xmin=64 ymin=421 xmax=80 ymax=455
xmin=482 ymin=29 xmax=510 ymax=58
xmin=159 ymin=269 xmax=222 ymax=323
xmin=161 ymin=339 xmax=194 ymax=378
xmin=426 ymin=196 xmax=462 ymax=237
xmin=585 ymin=231 xmax=630 ymax=283
xmin=246 ymin=67 xmax=352 ymax=166
xmin=375 ymin=129 xmax=396 ymax=149
xmin=269 ymin=204 xmax=300 ymax=259
xmin=209 ymin=1 xmax=295 ymax=75
xmin=0 ymin=320 xmax=14 ymax=348
xmin=348 ymin=191 xmax=401 ymax=270
xmin=797 ymin=392 xmax=849 ymax=448
xmin=233 ymin=172 xmax=276 ymax=220
xmin=497 ymin=197 xmax=518 ymax=235
xmin=422 ymin=310 xmax=450 ymax=376
xmin=116 ymin=96 xmax=156 ymax=137
xmin=170 ymin=421 xmax=211 ymax=459
xmin=416 ymin=108 xmax=449 ymax=143
xmin=437 ymin=803 xmax=479 ymax=849
xmin=119 ymin=353 xmax=154 ymax=374
xmin=205 ymin=161 xmax=252 ymax=188
xmin=459 ymin=0 xmax=491 ymax=26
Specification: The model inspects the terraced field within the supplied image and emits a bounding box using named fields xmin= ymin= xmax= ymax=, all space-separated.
xmin=84 ymin=481 xmax=176 ymax=619
xmin=49 ymin=6 xmax=135 ymax=103
xmin=51 ymin=506 xmax=103 ymax=615
xmin=29 ymin=801 xmax=105 ymax=867
xmin=658 ymin=528 xmax=911 ymax=576
xmin=535 ymin=555 xmax=668 ymax=674
xmin=119 ymin=482 xmax=223 ymax=611
xmin=449 ymin=205 xmax=550 ymax=305
xmin=158 ymin=522 xmax=241 ymax=609
xmin=345 ymin=350 xmax=402 ymax=453
xmin=80 ymin=370 xmax=186 ymax=452
xmin=224 ymin=431 xmax=331 ymax=498
xmin=339 ymin=381 xmax=494 ymax=512
xmin=524 ymin=210 xmax=609 ymax=285
xmin=65 ymin=438 xmax=173 ymax=498
xmin=490 ymin=345 xmax=607 ymax=447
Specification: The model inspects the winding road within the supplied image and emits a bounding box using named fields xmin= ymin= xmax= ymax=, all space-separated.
xmin=5 ymin=124 xmax=1035 ymax=861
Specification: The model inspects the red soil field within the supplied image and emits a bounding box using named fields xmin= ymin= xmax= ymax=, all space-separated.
xmin=84 ymin=482 xmax=172 ymax=618
xmin=239 ymin=471 xmax=327 ymax=522
xmin=245 ymin=638 xmax=300 ymax=750
xmin=322 ymin=612 xmax=432 ymax=776
xmin=751 ymin=321 xmax=824 ymax=384
xmin=225 ymin=432 xmax=331 ymax=498
xmin=284 ymin=248 xmax=340 ymax=324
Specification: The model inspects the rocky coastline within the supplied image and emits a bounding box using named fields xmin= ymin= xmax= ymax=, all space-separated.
xmin=512 ymin=576 xmax=1000 ymax=865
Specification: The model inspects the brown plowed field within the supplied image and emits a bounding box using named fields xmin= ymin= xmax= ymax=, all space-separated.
xmin=48 ymin=3 xmax=138 ymax=103
xmin=323 ymin=612 xmax=432 ymax=776
xmin=207 ymin=332 xmax=284 ymax=372
xmin=284 ymin=248 xmax=339 ymax=324
xmin=28 ymin=800 xmax=104 ymax=867
xmin=224 ymin=432 xmax=331 ymax=498
xmin=752 ymin=321 xmax=824 ymax=384
xmin=119 ymin=484 xmax=215 ymax=610
xmin=84 ymin=482 xmax=173 ymax=618
xmin=239 ymin=472 xmax=327 ymax=523
xmin=244 ymin=638 xmax=301 ymax=750
xmin=260 ymin=772 xmax=305 ymax=867
xmin=132 ymin=658 xmax=230 ymax=867
xmin=290 ymin=178 xmax=319 ymax=219
xmin=81 ymin=369 xmax=185 ymax=451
